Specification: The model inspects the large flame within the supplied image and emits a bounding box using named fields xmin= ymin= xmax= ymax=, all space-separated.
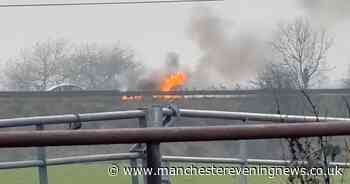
xmin=156 ymin=72 xmax=188 ymax=101
xmin=160 ymin=72 xmax=188 ymax=92
xmin=122 ymin=72 xmax=188 ymax=102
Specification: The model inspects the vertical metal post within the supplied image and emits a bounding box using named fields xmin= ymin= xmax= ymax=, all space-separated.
xmin=141 ymin=155 xmax=148 ymax=184
xmin=146 ymin=105 xmax=163 ymax=184
xmin=148 ymin=105 xmax=163 ymax=127
xmin=139 ymin=116 xmax=148 ymax=184
xmin=36 ymin=124 xmax=48 ymax=184
xmin=239 ymin=119 xmax=248 ymax=184
xmin=239 ymin=140 xmax=248 ymax=184
xmin=146 ymin=143 xmax=161 ymax=184
xmin=129 ymin=116 xmax=148 ymax=184
xmin=162 ymin=160 xmax=172 ymax=184
xmin=129 ymin=158 xmax=139 ymax=184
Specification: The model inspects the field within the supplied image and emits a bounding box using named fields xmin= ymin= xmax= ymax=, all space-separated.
xmin=1 ymin=163 xmax=350 ymax=184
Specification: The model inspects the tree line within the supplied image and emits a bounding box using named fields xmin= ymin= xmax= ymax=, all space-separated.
xmin=1 ymin=40 xmax=144 ymax=91
xmin=0 ymin=17 xmax=347 ymax=92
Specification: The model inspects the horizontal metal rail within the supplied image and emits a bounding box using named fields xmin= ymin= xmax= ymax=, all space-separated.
xmin=0 ymin=160 xmax=43 ymax=169
xmin=1 ymin=88 xmax=350 ymax=97
xmin=48 ymin=153 xmax=141 ymax=166
xmin=0 ymin=153 xmax=141 ymax=169
xmin=163 ymin=156 xmax=250 ymax=164
xmin=1 ymin=122 xmax=350 ymax=147
xmin=1 ymin=108 xmax=349 ymax=128
xmin=2 ymin=154 xmax=350 ymax=170
xmin=3 ymin=106 xmax=350 ymax=184
xmin=0 ymin=110 xmax=145 ymax=128
xmin=162 ymin=156 xmax=350 ymax=168
xmin=166 ymin=108 xmax=350 ymax=122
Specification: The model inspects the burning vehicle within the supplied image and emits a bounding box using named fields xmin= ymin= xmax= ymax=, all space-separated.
xmin=122 ymin=71 xmax=188 ymax=102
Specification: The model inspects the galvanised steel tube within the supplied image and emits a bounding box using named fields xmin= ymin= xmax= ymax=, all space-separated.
xmin=162 ymin=156 xmax=244 ymax=164
xmin=0 ymin=160 xmax=43 ymax=169
xmin=0 ymin=110 xmax=146 ymax=128
xmin=165 ymin=108 xmax=350 ymax=122
xmin=0 ymin=153 xmax=142 ymax=170
xmin=2 ymin=89 xmax=350 ymax=97
xmin=47 ymin=153 xmax=142 ymax=166
xmin=1 ymin=122 xmax=350 ymax=147
xmin=162 ymin=156 xmax=294 ymax=165
xmin=2 ymin=155 xmax=350 ymax=170
xmin=161 ymin=156 xmax=300 ymax=166
xmin=162 ymin=156 xmax=350 ymax=168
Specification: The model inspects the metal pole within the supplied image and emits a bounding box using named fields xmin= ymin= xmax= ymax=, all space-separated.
xmin=0 ymin=110 xmax=146 ymax=128
xmin=4 ymin=88 xmax=350 ymax=97
xmin=146 ymin=143 xmax=161 ymax=184
xmin=3 ymin=155 xmax=350 ymax=170
xmin=2 ymin=108 xmax=350 ymax=128
xmin=239 ymin=120 xmax=247 ymax=184
xmin=129 ymin=159 xmax=139 ymax=184
xmin=162 ymin=160 xmax=172 ymax=184
xmin=162 ymin=108 xmax=350 ymax=123
xmin=146 ymin=105 xmax=163 ymax=184
xmin=4 ymin=122 xmax=350 ymax=147
xmin=239 ymin=140 xmax=247 ymax=184
xmin=129 ymin=116 xmax=148 ymax=184
xmin=139 ymin=117 xmax=148 ymax=184
xmin=36 ymin=124 xmax=48 ymax=184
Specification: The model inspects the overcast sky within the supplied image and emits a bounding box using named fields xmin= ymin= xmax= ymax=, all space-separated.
xmin=0 ymin=0 xmax=232 ymax=69
xmin=0 ymin=0 xmax=349 ymax=87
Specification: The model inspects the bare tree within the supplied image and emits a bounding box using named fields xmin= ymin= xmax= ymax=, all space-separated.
xmin=64 ymin=44 xmax=143 ymax=90
xmin=3 ymin=39 xmax=69 ymax=90
xmin=253 ymin=17 xmax=335 ymax=184
xmin=253 ymin=62 xmax=296 ymax=89
xmin=271 ymin=18 xmax=332 ymax=89
xmin=2 ymin=41 xmax=143 ymax=91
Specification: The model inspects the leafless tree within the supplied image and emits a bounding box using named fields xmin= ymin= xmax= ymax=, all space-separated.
xmin=2 ymin=40 xmax=143 ymax=91
xmin=253 ymin=62 xmax=296 ymax=89
xmin=254 ymin=17 xmax=335 ymax=184
xmin=64 ymin=44 xmax=143 ymax=90
xmin=271 ymin=18 xmax=332 ymax=89
xmin=3 ymin=39 xmax=69 ymax=90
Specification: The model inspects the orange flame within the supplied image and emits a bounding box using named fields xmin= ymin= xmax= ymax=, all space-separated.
xmin=160 ymin=72 xmax=188 ymax=92
xmin=121 ymin=96 xmax=143 ymax=101
xmin=122 ymin=72 xmax=188 ymax=102
xmin=156 ymin=72 xmax=187 ymax=101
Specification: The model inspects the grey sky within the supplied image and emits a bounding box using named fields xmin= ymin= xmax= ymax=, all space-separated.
xmin=0 ymin=0 xmax=231 ymax=69
xmin=0 ymin=0 xmax=349 ymax=87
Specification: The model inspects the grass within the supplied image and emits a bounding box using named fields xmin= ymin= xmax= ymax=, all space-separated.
xmin=0 ymin=163 xmax=349 ymax=184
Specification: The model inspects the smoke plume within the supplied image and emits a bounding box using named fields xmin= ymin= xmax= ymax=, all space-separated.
xmin=187 ymin=7 xmax=267 ymax=88
xmin=135 ymin=52 xmax=182 ymax=90
xmin=135 ymin=1 xmax=350 ymax=90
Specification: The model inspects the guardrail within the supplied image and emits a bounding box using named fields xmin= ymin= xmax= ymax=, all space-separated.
xmin=0 ymin=88 xmax=350 ymax=97
xmin=3 ymin=122 xmax=350 ymax=146
xmin=2 ymin=154 xmax=350 ymax=170
xmin=0 ymin=153 xmax=141 ymax=169
xmin=1 ymin=106 xmax=350 ymax=184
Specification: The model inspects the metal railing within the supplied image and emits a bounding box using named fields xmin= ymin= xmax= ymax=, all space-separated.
xmin=0 ymin=109 xmax=146 ymax=184
xmin=1 ymin=106 xmax=350 ymax=184
xmin=2 ymin=154 xmax=350 ymax=169
xmin=1 ymin=88 xmax=350 ymax=97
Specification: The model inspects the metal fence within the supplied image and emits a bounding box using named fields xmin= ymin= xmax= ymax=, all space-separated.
xmin=1 ymin=88 xmax=350 ymax=97
xmin=1 ymin=105 xmax=350 ymax=184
